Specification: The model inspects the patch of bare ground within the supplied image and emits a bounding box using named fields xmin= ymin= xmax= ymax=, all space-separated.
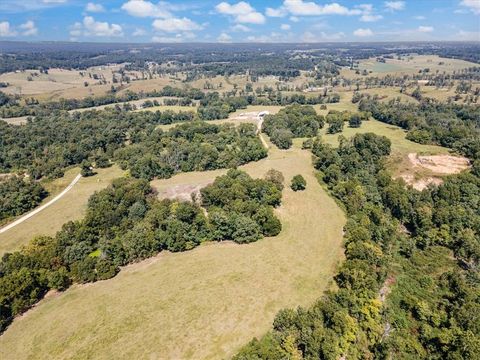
xmin=400 ymin=174 xmax=443 ymax=191
xmin=408 ymin=153 xmax=470 ymax=174
xmin=398 ymin=153 xmax=471 ymax=190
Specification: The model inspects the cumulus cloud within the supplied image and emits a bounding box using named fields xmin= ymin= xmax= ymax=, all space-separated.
xmin=384 ymin=1 xmax=405 ymax=11
xmin=280 ymin=0 xmax=361 ymax=16
xmin=414 ymin=15 xmax=426 ymax=20
xmin=231 ymin=24 xmax=251 ymax=32
xmin=151 ymin=32 xmax=196 ymax=42
xmin=85 ymin=2 xmax=105 ymax=13
xmin=132 ymin=28 xmax=146 ymax=36
xmin=280 ymin=24 xmax=291 ymax=31
xmin=20 ymin=20 xmax=38 ymax=36
xmin=455 ymin=30 xmax=480 ymax=41
xmin=302 ymin=30 xmax=345 ymax=42
xmin=70 ymin=16 xmax=123 ymax=38
xmin=353 ymin=28 xmax=373 ymax=37
xmin=266 ymin=1 xmax=382 ymax=22
xmin=121 ymin=0 xmax=171 ymax=18
xmin=216 ymin=1 xmax=266 ymax=24
xmin=43 ymin=0 xmax=67 ymax=3
xmin=152 ymin=17 xmax=203 ymax=32
xmin=217 ymin=32 xmax=232 ymax=42
xmin=460 ymin=0 xmax=480 ymax=14
xmin=0 ymin=21 xmax=17 ymax=37
xmin=266 ymin=7 xmax=288 ymax=17
xmin=417 ymin=25 xmax=433 ymax=33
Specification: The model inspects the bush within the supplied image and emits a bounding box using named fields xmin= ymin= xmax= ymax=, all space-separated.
xmin=290 ymin=175 xmax=306 ymax=191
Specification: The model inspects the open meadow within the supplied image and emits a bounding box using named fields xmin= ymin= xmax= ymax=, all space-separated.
xmin=0 ymin=137 xmax=346 ymax=360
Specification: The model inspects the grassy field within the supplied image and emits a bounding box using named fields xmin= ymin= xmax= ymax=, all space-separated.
xmin=341 ymin=55 xmax=478 ymax=78
xmin=0 ymin=166 xmax=125 ymax=256
xmin=316 ymin=118 xmax=449 ymax=178
xmin=0 ymin=138 xmax=346 ymax=360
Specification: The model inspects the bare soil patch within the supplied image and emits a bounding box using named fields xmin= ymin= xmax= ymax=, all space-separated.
xmin=408 ymin=153 xmax=470 ymax=174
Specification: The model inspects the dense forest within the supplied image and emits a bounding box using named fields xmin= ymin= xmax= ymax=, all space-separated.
xmin=263 ymin=105 xmax=325 ymax=149
xmin=114 ymin=122 xmax=267 ymax=180
xmin=1 ymin=42 xmax=478 ymax=75
xmin=0 ymin=169 xmax=282 ymax=332
xmin=235 ymin=125 xmax=480 ymax=358
xmin=0 ymin=176 xmax=48 ymax=222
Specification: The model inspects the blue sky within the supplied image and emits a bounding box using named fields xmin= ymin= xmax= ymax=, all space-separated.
xmin=0 ymin=1 xmax=478 ymax=42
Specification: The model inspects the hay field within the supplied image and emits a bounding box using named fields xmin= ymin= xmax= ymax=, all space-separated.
xmin=341 ymin=55 xmax=478 ymax=79
xmin=0 ymin=166 xmax=125 ymax=256
xmin=0 ymin=140 xmax=346 ymax=360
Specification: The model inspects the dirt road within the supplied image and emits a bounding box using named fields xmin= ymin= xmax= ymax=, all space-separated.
xmin=0 ymin=173 xmax=82 ymax=235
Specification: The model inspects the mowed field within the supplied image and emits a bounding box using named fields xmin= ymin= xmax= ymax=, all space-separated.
xmin=0 ymin=137 xmax=346 ymax=360
xmin=0 ymin=166 xmax=125 ymax=256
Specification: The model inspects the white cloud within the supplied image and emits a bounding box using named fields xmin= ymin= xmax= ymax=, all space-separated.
xmin=132 ymin=28 xmax=146 ymax=36
xmin=455 ymin=30 xmax=480 ymax=41
xmin=20 ymin=20 xmax=38 ymax=36
xmin=414 ymin=15 xmax=426 ymax=20
xmin=282 ymin=0 xmax=361 ymax=16
xmin=231 ymin=24 xmax=251 ymax=32
xmin=43 ymin=0 xmax=67 ymax=3
xmin=417 ymin=25 xmax=433 ymax=33
xmin=280 ymin=23 xmax=291 ymax=31
xmin=360 ymin=13 xmax=383 ymax=22
xmin=384 ymin=1 xmax=405 ymax=11
xmin=152 ymin=17 xmax=203 ymax=32
xmin=151 ymin=32 xmax=196 ymax=42
xmin=266 ymin=7 xmax=288 ymax=17
xmin=121 ymin=0 xmax=171 ymax=18
xmin=85 ymin=2 xmax=105 ymax=13
xmin=290 ymin=16 xmax=299 ymax=22
xmin=267 ymin=1 xmax=382 ymax=22
xmin=216 ymin=1 xmax=266 ymax=24
xmin=302 ymin=30 xmax=345 ymax=42
xmin=0 ymin=21 xmax=17 ymax=37
xmin=217 ymin=32 xmax=232 ymax=42
xmin=353 ymin=28 xmax=373 ymax=37
xmin=460 ymin=0 xmax=480 ymax=14
xmin=70 ymin=16 xmax=123 ymax=37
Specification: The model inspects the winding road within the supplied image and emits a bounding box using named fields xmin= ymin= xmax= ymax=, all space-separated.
xmin=0 ymin=173 xmax=82 ymax=235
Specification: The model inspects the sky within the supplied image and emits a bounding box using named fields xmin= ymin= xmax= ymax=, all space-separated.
xmin=0 ymin=0 xmax=478 ymax=43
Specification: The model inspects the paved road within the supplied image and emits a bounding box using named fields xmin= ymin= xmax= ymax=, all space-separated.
xmin=0 ymin=173 xmax=82 ymax=235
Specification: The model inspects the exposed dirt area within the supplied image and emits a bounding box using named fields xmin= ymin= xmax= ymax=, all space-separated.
xmin=400 ymin=174 xmax=444 ymax=191
xmin=158 ymin=182 xmax=212 ymax=202
xmin=398 ymin=153 xmax=470 ymax=191
xmin=408 ymin=153 xmax=470 ymax=174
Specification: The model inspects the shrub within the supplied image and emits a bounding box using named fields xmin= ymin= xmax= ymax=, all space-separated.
xmin=290 ymin=175 xmax=306 ymax=191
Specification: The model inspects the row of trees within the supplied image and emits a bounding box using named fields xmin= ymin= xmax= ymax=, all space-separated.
xmin=0 ymin=169 xmax=283 ymax=333
xmin=235 ymin=131 xmax=479 ymax=359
